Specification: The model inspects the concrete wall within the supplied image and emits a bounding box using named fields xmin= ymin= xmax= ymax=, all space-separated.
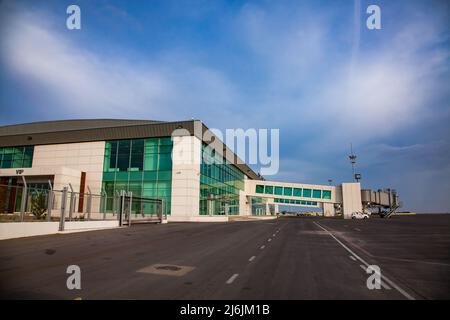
xmin=168 ymin=216 xmax=228 ymax=222
xmin=322 ymin=203 xmax=335 ymax=217
xmin=341 ymin=183 xmax=362 ymax=219
xmin=0 ymin=141 xmax=106 ymax=214
xmin=0 ymin=220 xmax=119 ymax=240
xmin=170 ymin=135 xmax=201 ymax=221
xmin=33 ymin=141 xmax=105 ymax=195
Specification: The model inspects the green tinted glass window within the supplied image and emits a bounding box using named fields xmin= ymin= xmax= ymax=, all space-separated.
xmin=322 ymin=190 xmax=331 ymax=199
xmin=158 ymin=154 xmax=172 ymax=170
xmin=0 ymin=146 xmax=34 ymax=168
xmin=293 ymin=188 xmax=302 ymax=197
xmin=264 ymin=185 xmax=274 ymax=194
xmin=313 ymin=189 xmax=322 ymax=199
xmin=283 ymin=187 xmax=293 ymax=196
xmin=256 ymin=185 xmax=264 ymax=193
xmin=274 ymin=186 xmax=283 ymax=195
xmin=200 ymin=144 xmax=244 ymax=215
xmin=144 ymin=154 xmax=158 ymax=171
xmin=303 ymin=189 xmax=312 ymax=197
xmin=103 ymin=138 xmax=173 ymax=214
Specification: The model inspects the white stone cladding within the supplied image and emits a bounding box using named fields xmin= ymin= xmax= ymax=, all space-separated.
xmin=170 ymin=135 xmax=201 ymax=221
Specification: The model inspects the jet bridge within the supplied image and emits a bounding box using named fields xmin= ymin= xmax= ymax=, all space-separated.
xmin=361 ymin=189 xmax=401 ymax=218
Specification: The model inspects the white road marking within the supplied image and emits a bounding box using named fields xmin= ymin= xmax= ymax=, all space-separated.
xmin=249 ymin=256 xmax=256 ymax=262
xmin=349 ymin=255 xmax=357 ymax=261
xmin=355 ymin=228 xmax=361 ymax=232
xmin=313 ymin=221 xmax=414 ymax=300
xmin=260 ymin=245 xmax=265 ymax=249
xmin=272 ymin=234 xmax=276 ymax=237
xmin=359 ymin=265 xmax=391 ymax=290
xmin=226 ymin=273 xmax=239 ymax=284
xmin=268 ymin=238 xmax=272 ymax=242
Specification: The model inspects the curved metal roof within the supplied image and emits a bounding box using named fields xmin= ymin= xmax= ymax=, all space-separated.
xmin=0 ymin=119 xmax=163 ymax=136
xmin=0 ymin=119 xmax=261 ymax=180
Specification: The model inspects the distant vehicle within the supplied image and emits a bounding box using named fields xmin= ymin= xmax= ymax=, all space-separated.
xmin=351 ymin=212 xmax=369 ymax=219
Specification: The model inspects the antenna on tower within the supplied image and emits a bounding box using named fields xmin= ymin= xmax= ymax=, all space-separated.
xmin=348 ymin=143 xmax=359 ymax=182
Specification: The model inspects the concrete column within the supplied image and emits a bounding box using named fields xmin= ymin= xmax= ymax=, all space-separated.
xmin=322 ymin=202 xmax=335 ymax=217
xmin=170 ymin=135 xmax=201 ymax=222
xmin=239 ymin=190 xmax=249 ymax=216
xmin=341 ymin=183 xmax=362 ymax=219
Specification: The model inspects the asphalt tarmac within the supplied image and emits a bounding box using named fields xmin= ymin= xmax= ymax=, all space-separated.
xmin=0 ymin=214 xmax=448 ymax=299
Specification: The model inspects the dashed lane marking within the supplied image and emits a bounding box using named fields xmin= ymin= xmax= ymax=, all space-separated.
xmin=260 ymin=245 xmax=265 ymax=249
xmin=249 ymin=256 xmax=256 ymax=262
xmin=349 ymin=255 xmax=357 ymax=261
xmin=313 ymin=221 xmax=414 ymax=300
xmin=226 ymin=273 xmax=239 ymax=284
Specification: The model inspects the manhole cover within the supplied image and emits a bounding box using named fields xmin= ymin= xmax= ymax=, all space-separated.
xmin=45 ymin=249 xmax=56 ymax=255
xmin=156 ymin=265 xmax=181 ymax=271
xmin=137 ymin=264 xmax=195 ymax=277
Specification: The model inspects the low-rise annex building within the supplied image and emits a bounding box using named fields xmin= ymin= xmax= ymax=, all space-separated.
xmin=0 ymin=119 xmax=399 ymax=221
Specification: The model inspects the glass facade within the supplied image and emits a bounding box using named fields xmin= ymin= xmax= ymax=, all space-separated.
xmin=200 ymin=144 xmax=245 ymax=215
xmin=0 ymin=146 xmax=34 ymax=168
xmin=322 ymin=190 xmax=332 ymax=199
xmin=102 ymin=137 xmax=173 ymax=214
xmin=302 ymin=188 xmax=312 ymax=197
xmin=274 ymin=186 xmax=283 ymax=195
xmin=255 ymin=184 xmax=332 ymax=201
xmin=313 ymin=189 xmax=322 ymax=199
xmin=283 ymin=187 xmax=293 ymax=196
xmin=274 ymin=198 xmax=318 ymax=206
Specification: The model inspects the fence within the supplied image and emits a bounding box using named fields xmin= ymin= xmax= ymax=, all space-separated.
xmin=0 ymin=183 xmax=165 ymax=229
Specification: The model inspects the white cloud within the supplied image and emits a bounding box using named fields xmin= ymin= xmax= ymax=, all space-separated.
xmin=235 ymin=2 xmax=449 ymax=146
xmin=0 ymin=9 xmax=239 ymax=121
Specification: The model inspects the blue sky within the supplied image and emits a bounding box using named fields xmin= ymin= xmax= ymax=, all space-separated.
xmin=0 ymin=0 xmax=449 ymax=212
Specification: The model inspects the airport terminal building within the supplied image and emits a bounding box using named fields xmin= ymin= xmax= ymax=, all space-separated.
xmin=0 ymin=119 xmax=397 ymax=221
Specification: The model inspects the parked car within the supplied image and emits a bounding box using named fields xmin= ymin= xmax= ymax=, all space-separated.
xmin=351 ymin=212 xmax=369 ymax=219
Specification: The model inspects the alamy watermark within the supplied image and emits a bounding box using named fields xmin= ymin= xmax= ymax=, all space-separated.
xmin=366 ymin=5 xmax=381 ymax=30
xmin=366 ymin=265 xmax=381 ymax=290
xmin=171 ymin=121 xmax=279 ymax=176
xmin=66 ymin=5 xmax=81 ymax=30
xmin=66 ymin=265 xmax=81 ymax=290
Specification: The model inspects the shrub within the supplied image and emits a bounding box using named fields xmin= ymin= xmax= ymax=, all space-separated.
xmin=31 ymin=192 xmax=47 ymax=220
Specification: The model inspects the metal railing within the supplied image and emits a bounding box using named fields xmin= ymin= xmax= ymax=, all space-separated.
xmin=0 ymin=183 xmax=165 ymax=229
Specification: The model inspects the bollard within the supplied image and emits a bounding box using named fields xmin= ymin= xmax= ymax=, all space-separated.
xmin=68 ymin=183 xmax=74 ymax=221
xmin=86 ymin=186 xmax=92 ymax=221
xmin=59 ymin=187 xmax=68 ymax=231
xmin=127 ymin=191 xmax=132 ymax=227
xmin=47 ymin=180 xmax=53 ymax=221
xmin=19 ymin=176 xmax=28 ymax=222
xmin=102 ymin=191 xmax=107 ymax=220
